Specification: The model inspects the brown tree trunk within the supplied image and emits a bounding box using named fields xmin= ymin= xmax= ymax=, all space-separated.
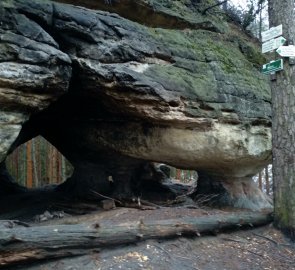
xmin=52 ymin=147 xmax=57 ymax=183
xmin=37 ymin=137 xmax=42 ymax=186
xmin=26 ymin=140 xmax=33 ymax=188
xmin=0 ymin=210 xmax=272 ymax=267
xmin=268 ymin=0 xmax=295 ymax=240
xmin=32 ymin=138 xmax=39 ymax=187
xmin=176 ymin=169 xmax=181 ymax=180
xmin=22 ymin=143 xmax=26 ymax=186
xmin=57 ymin=151 xmax=62 ymax=184
xmin=47 ymin=143 xmax=52 ymax=184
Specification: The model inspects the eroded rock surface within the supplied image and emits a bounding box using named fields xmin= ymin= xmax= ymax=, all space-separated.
xmin=0 ymin=0 xmax=72 ymax=162
xmin=0 ymin=0 xmax=272 ymax=209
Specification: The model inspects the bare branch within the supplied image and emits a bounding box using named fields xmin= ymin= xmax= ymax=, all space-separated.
xmin=202 ymin=0 xmax=228 ymax=15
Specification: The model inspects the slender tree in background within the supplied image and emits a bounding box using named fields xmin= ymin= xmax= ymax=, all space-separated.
xmin=6 ymin=137 xmax=73 ymax=188
xmin=258 ymin=171 xmax=263 ymax=190
xmin=265 ymin=166 xmax=270 ymax=195
xmin=32 ymin=139 xmax=38 ymax=187
xmin=222 ymin=0 xmax=228 ymax=11
xmin=257 ymin=0 xmax=266 ymax=40
xmin=268 ymin=0 xmax=295 ymax=240
xmin=26 ymin=140 xmax=33 ymax=188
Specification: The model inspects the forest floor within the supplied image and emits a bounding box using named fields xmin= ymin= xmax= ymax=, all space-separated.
xmin=8 ymin=222 xmax=295 ymax=270
xmin=0 ymin=189 xmax=295 ymax=270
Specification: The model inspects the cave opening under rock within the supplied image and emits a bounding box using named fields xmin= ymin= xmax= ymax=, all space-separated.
xmin=0 ymin=2 xmax=279 ymax=268
xmin=0 ymin=0 xmax=274 ymax=215
xmin=5 ymin=136 xmax=73 ymax=189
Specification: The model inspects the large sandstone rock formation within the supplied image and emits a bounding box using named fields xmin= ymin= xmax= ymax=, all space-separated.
xmin=0 ymin=0 xmax=272 ymax=209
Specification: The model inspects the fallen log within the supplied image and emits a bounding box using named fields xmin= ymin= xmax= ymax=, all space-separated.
xmin=0 ymin=210 xmax=273 ymax=268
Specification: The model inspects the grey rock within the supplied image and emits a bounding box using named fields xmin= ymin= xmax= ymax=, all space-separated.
xmin=0 ymin=0 xmax=72 ymax=162
xmin=0 ymin=0 xmax=272 ymax=209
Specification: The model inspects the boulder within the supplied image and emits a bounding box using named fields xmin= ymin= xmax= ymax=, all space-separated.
xmin=0 ymin=0 xmax=272 ymax=209
xmin=0 ymin=0 xmax=72 ymax=163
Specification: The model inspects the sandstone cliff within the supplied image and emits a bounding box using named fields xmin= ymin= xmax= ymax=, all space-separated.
xmin=0 ymin=0 xmax=272 ymax=209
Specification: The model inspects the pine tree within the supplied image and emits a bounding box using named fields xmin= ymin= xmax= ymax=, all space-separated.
xmin=268 ymin=0 xmax=295 ymax=240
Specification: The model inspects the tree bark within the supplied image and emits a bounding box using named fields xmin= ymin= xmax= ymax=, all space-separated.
xmin=0 ymin=210 xmax=272 ymax=267
xmin=47 ymin=143 xmax=53 ymax=184
xmin=268 ymin=0 xmax=295 ymax=240
xmin=265 ymin=166 xmax=270 ymax=195
xmin=258 ymin=171 xmax=263 ymax=191
xmin=259 ymin=3 xmax=262 ymax=40
xmin=32 ymin=138 xmax=39 ymax=187
xmin=26 ymin=140 xmax=33 ymax=188
xmin=222 ymin=0 xmax=228 ymax=11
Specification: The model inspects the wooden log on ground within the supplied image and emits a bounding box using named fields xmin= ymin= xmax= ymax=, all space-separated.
xmin=0 ymin=211 xmax=273 ymax=268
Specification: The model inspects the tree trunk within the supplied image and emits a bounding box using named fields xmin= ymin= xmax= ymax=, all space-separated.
xmin=26 ymin=140 xmax=33 ymax=188
xmin=176 ymin=169 xmax=181 ymax=180
xmin=258 ymin=2 xmax=263 ymax=41
xmin=258 ymin=172 xmax=263 ymax=191
xmin=37 ymin=137 xmax=42 ymax=186
xmin=222 ymin=1 xmax=227 ymax=11
xmin=32 ymin=138 xmax=39 ymax=187
xmin=265 ymin=166 xmax=270 ymax=195
xmin=47 ymin=143 xmax=52 ymax=184
xmin=0 ymin=210 xmax=272 ymax=267
xmin=61 ymin=155 xmax=66 ymax=180
xmin=268 ymin=0 xmax=295 ymax=240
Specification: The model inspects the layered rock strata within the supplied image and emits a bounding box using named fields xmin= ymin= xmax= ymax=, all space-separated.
xmin=0 ymin=0 xmax=272 ymax=209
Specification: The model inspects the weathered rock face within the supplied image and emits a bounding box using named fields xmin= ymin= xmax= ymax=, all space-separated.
xmin=0 ymin=0 xmax=272 ymax=209
xmin=0 ymin=0 xmax=72 ymax=162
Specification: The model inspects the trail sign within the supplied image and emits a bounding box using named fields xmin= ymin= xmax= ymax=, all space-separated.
xmin=262 ymin=36 xmax=286 ymax=53
xmin=262 ymin=59 xmax=283 ymax=74
xmin=276 ymin=45 xmax=295 ymax=57
xmin=262 ymin=25 xmax=282 ymax=42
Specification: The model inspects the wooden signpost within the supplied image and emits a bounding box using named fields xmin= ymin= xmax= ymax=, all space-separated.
xmin=260 ymin=25 xmax=293 ymax=76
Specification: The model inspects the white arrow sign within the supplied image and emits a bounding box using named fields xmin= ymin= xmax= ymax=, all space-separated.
xmin=262 ymin=25 xmax=282 ymax=42
xmin=276 ymin=45 xmax=295 ymax=57
xmin=262 ymin=36 xmax=286 ymax=53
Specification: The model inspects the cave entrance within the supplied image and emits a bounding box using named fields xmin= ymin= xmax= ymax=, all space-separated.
xmin=168 ymin=166 xmax=198 ymax=184
xmin=141 ymin=163 xmax=199 ymax=200
xmin=253 ymin=164 xmax=273 ymax=196
xmin=5 ymin=136 xmax=73 ymax=188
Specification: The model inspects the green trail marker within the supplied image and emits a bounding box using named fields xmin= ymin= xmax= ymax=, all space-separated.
xmin=262 ymin=59 xmax=283 ymax=74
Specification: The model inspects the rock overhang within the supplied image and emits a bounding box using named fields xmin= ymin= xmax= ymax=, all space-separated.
xmin=0 ymin=0 xmax=272 ymax=209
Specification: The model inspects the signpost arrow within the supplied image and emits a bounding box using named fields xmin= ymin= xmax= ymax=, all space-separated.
xmin=262 ymin=25 xmax=283 ymax=42
xmin=262 ymin=36 xmax=286 ymax=53
xmin=276 ymin=45 xmax=295 ymax=57
xmin=262 ymin=59 xmax=283 ymax=74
